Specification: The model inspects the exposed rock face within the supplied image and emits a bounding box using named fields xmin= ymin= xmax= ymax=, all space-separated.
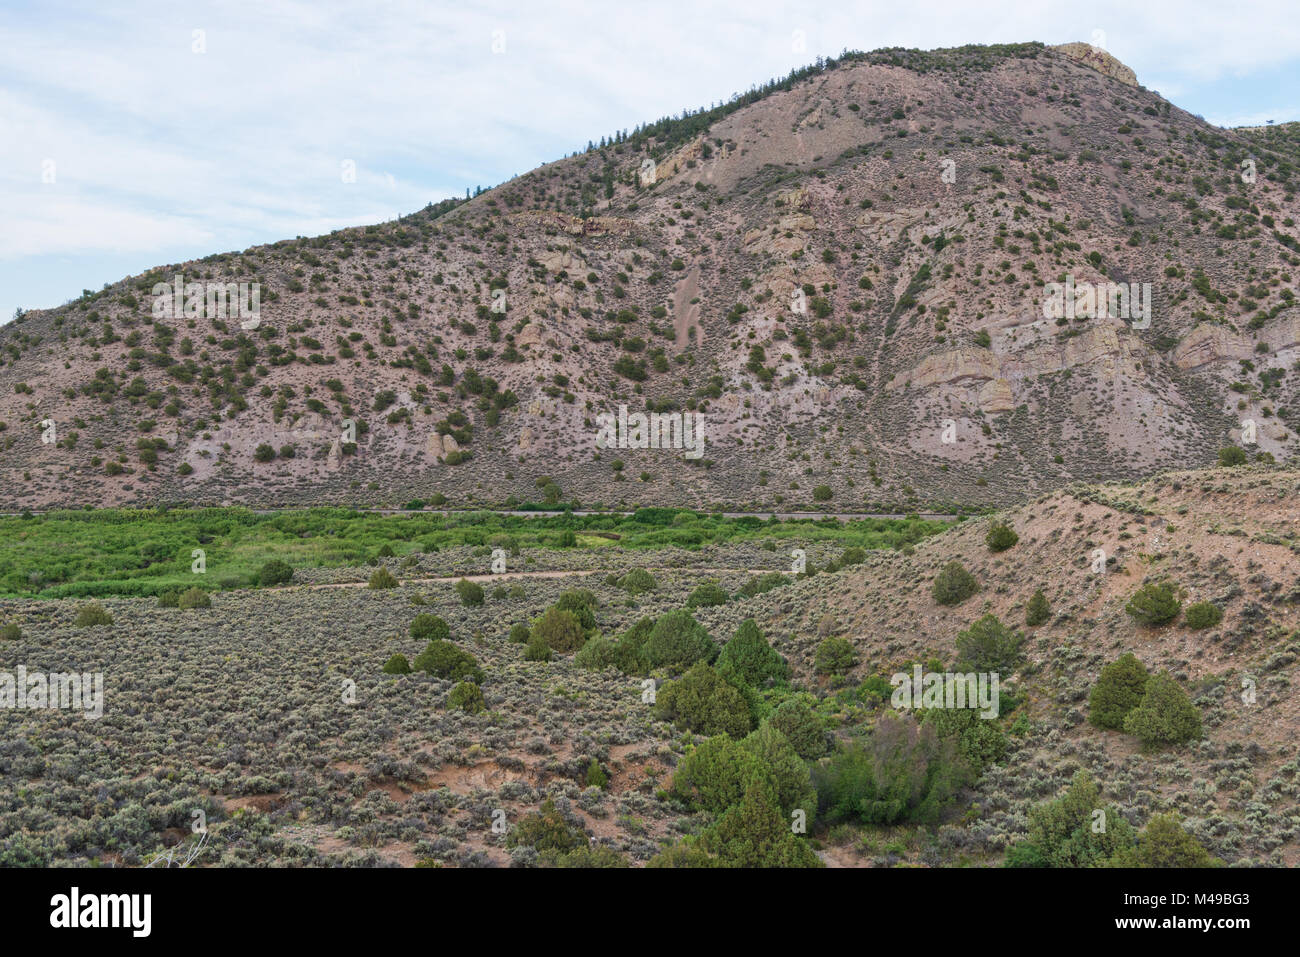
xmin=978 ymin=378 xmax=1015 ymax=413
xmin=1174 ymin=315 xmax=1300 ymax=369
xmin=1052 ymin=43 xmax=1138 ymax=87
xmin=1174 ymin=323 xmax=1253 ymax=370
xmin=889 ymin=348 xmax=1001 ymax=390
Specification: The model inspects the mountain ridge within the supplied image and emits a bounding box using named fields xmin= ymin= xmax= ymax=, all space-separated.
xmin=2 ymin=41 xmax=1296 ymax=510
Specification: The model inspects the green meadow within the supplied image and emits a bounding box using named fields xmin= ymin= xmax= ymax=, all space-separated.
xmin=0 ymin=507 xmax=950 ymax=599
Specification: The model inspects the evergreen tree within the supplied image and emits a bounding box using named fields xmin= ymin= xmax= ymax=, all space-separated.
xmin=954 ymin=614 xmax=1025 ymax=673
xmin=1123 ymin=672 xmax=1202 ymax=747
xmin=697 ymin=783 xmax=822 ymax=868
xmin=932 ymin=561 xmax=979 ymax=605
xmin=1088 ymin=653 xmax=1149 ymax=730
xmin=1025 ymin=588 xmax=1051 ymax=626
xmin=1125 ymin=581 xmax=1181 ymax=626
xmin=716 ymin=619 xmax=788 ymax=687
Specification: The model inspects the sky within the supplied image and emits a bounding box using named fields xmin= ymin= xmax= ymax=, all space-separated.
xmin=2 ymin=0 xmax=1299 ymax=326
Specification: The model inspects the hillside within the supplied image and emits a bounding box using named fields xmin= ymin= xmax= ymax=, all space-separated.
xmin=4 ymin=464 xmax=1294 ymax=866
xmin=740 ymin=463 xmax=1300 ymax=864
xmin=2 ymin=41 xmax=1297 ymax=510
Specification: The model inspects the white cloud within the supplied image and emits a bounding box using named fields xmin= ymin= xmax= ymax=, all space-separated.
xmin=2 ymin=0 xmax=1298 ymax=312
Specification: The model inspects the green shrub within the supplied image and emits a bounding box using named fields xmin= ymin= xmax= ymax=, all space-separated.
xmin=617 ymin=568 xmax=657 ymax=595
xmin=455 ymin=578 xmax=484 ymax=606
xmin=1088 ymin=653 xmax=1149 ymax=730
xmin=813 ymin=713 xmax=965 ymax=825
xmin=655 ymin=662 xmax=754 ymax=737
xmin=412 ymin=640 xmax=484 ymax=683
xmin=585 ymin=758 xmax=608 ymax=789
xmin=1025 ymin=588 xmax=1051 ymax=626
xmin=1003 ymin=842 xmax=1050 ymax=868
xmin=554 ymin=588 xmax=598 ymax=629
xmin=954 ymin=614 xmax=1025 ymax=673
xmin=985 ymin=522 xmax=1019 ymax=552
xmin=685 ymin=581 xmax=728 ymax=608
xmin=921 ymin=698 xmax=1008 ymax=775
xmin=1184 ymin=601 xmax=1222 ymax=630
xmin=671 ymin=735 xmax=770 ymax=814
xmin=508 ymin=622 xmax=531 ymax=644
xmin=1123 ymin=672 xmax=1202 ymax=747
xmin=645 ymin=843 xmax=722 ymax=868
xmin=410 ymin=614 xmax=450 ymax=642
xmin=716 ymin=619 xmax=788 ymax=687
xmin=769 ymin=699 xmax=828 ymax=758
xmin=546 ymin=846 xmax=628 ymax=868
xmin=838 ymin=546 xmax=867 ymax=567
xmin=157 ymin=590 xmax=181 ymax=608
xmin=506 ymin=798 xmax=587 ymax=853
xmin=0 ymin=623 xmax=22 ymax=640
xmin=368 ymin=567 xmax=398 ymax=589
xmin=447 ymin=681 xmax=486 ymax=713
xmin=177 ymin=587 xmax=211 ymax=609
xmin=696 ymin=783 xmax=822 ymax=868
xmin=1007 ymin=771 xmax=1134 ymax=868
xmin=74 ymin=603 xmax=113 ymax=627
xmin=532 ymin=606 xmax=586 ymax=652
xmin=575 ymin=617 xmax=653 ymax=675
xmin=1125 ymin=581 xmax=1181 ymax=626
xmin=524 ymin=635 xmax=554 ymax=662
xmin=737 ymin=572 xmax=790 ymax=598
xmin=1108 ymin=814 xmax=1222 ymax=868
xmin=932 ymin=561 xmax=979 ymax=605
xmin=1217 ymin=445 xmax=1248 ymax=466
xmin=257 ymin=559 xmax=294 ymax=586
xmin=642 ymin=609 xmax=717 ymax=673
xmin=814 ymin=636 xmax=857 ymax=676
xmin=382 ymin=653 xmax=411 ymax=675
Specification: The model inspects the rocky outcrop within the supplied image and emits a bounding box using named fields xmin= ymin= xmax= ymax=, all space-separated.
xmin=888 ymin=348 xmax=1001 ymax=390
xmin=1052 ymin=43 xmax=1137 ymax=87
xmin=978 ymin=378 xmax=1015 ymax=413
xmin=890 ymin=326 xmax=1134 ymax=412
xmin=1174 ymin=323 xmax=1252 ymax=370
xmin=1174 ymin=315 xmax=1300 ymax=370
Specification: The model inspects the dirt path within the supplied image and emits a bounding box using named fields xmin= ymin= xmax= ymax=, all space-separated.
xmin=671 ymin=264 xmax=703 ymax=351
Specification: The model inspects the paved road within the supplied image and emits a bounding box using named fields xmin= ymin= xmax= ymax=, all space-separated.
xmin=3 ymin=506 xmax=964 ymax=521
xmin=242 ymin=507 xmax=963 ymax=521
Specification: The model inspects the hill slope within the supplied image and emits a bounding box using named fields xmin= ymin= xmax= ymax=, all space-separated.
xmin=727 ymin=463 xmax=1300 ymax=864
xmin=2 ymin=42 xmax=1297 ymax=509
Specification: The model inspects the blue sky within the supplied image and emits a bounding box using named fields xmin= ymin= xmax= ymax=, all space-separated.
xmin=2 ymin=0 xmax=1298 ymax=326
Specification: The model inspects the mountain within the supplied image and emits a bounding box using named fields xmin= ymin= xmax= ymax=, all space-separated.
xmin=2 ymin=41 xmax=1297 ymax=510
